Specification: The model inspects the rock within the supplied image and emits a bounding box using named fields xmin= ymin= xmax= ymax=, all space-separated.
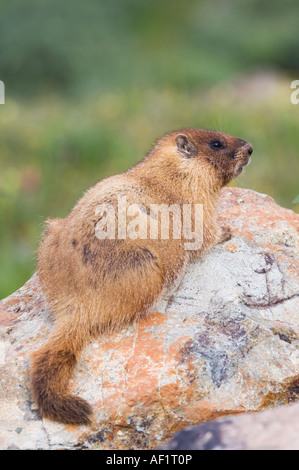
xmin=158 ymin=401 xmax=299 ymax=450
xmin=0 ymin=187 xmax=298 ymax=450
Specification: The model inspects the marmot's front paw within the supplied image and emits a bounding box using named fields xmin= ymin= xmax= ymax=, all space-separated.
xmin=219 ymin=226 xmax=232 ymax=244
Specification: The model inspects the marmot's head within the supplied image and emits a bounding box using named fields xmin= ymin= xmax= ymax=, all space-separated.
xmin=157 ymin=128 xmax=253 ymax=187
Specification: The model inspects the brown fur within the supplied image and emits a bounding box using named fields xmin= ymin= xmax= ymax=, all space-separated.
xmin=31 ymin=128 xmax=253 ymax=424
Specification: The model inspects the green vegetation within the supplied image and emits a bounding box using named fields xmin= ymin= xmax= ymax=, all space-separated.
xmin=0 ymin=0 xmax=298 ymax=299
xmin=1 ymin=0 xmax=299 ymax=97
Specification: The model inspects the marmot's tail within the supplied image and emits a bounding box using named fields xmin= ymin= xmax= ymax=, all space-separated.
xmin=30 ymin=326 xmax=93 ymax=425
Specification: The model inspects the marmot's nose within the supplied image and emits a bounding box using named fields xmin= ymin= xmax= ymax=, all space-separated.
xmin=246 ymin=143 xmax=253 ymax=156
xmin=239 ymin=140 xmax=253 ymax=157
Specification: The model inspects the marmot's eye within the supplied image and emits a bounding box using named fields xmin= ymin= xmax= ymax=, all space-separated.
xmin=210 ymin=140 xmax=224 ymax=149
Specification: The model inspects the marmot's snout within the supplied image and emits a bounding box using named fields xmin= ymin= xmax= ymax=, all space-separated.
xmin=236 ymin=140 xmax=253 ymax=174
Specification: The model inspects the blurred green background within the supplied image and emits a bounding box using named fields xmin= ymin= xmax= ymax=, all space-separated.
xmin=0 ymin=0 xmax=298 ymax=299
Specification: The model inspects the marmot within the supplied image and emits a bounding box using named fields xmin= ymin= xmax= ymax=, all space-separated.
xmin=31 ymin=128 xmax=253 ymax=425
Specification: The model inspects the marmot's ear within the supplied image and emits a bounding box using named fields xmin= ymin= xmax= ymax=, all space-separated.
xmin=175 ymin=134 xmax=198 ymax=158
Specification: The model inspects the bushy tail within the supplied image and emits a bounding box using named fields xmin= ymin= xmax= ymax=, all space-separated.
xmin=30 ymin=324 xmax=93 ymax=425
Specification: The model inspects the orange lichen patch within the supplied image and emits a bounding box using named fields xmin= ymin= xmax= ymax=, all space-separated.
xmin=273 ymin=251 xmax=299 ymax=277
xmin=232 ymin=229 xmax=254 ymax=242
xmin=258 ymin=378 xmax=299 ymax=410
xmin=263 ymin=243 xmax=287 ymax=254
xmin=129 ymin=336 xmax=164 ymax=366
xmin=125 ymin=349 xmax=164 ymax=393
xmin=163 ymin=335 xmax=190 ymax=360
xmin=63 ymin=424 xmax=81 ymax=433
xmin=88 ymin=316 xmax=169 ymax=414
xmin=219 ymin=188 xmax=299 ymax=238
xmin=159 ymin=382 xmax=181 ymax=411
xmin=94 ymin=330 xmax=193 ymax=419
xmin=225 ymin=242 xmax=239 ymax=252
xmin=183 ymin=400 xmax=220 ymax=423
xmin=95 ymin=393 xmax=126 ymax=417
xmin=78 ymin=428 xmax=94 ymax=443
xmin=99 ymin=334 xmax=136 ymax=359
xmin=140 ymin=311 xmax=168 ymax=328
xmin=183 ymin=399 xmax=243 ymax=425
xmin=89 ymin=312 xmax=167 ymax=357
xmin=0 ymin=308 xmax=21 ymax=327
xmin=285 ymin=262 xmax=299 ymax=280
xmin=0 ymin=285 xmax=45 ymax=328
